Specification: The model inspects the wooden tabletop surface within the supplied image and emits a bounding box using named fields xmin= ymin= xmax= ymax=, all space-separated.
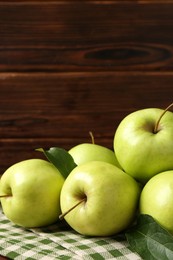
xmin=1 ymin=0 xmax=173 ymax=259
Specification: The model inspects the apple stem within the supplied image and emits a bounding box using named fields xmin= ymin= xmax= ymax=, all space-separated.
xmin=0 ymin=195 xmax=11 ymax=198
xmin=89 ymin=131 xmax=95 ymax=144
xmin=59 ymin=198 xmax=86 ymax=220
xmin=154 ymin=102 xmax=173 ymax=133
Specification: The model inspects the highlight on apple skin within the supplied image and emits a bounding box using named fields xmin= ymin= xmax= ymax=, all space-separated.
xmin=69 ymin=142 xmax=122 ymax=169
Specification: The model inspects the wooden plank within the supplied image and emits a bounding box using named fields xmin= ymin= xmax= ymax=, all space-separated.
xmin=1 ymin=1 xmax=173 ymax=72
xmin=0 ymin=71 xmax=173 ymax=138
xmin=0 ymin=71 xmax=173 ymax=173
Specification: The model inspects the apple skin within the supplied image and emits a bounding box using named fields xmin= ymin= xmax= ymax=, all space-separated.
xmin=0 ymin=159 xmax=64 ymax=228
xmin=139 ymin=170 xmax=173 ymax=234
xmin=60 ymin=161 xmax=140 ymax=236
xmin=69 ymin=143 xmax=122 ymax=169
xmin=113 ymin=108 xmax=173 ymax=183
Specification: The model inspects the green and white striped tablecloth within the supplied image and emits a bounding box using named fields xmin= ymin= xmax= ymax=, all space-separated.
xmin=0 ymin=210 xmax=141 ymax=259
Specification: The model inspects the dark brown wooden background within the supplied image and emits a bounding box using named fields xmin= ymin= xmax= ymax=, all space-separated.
xmin=1 ymin=0 xmax=173 ymax=175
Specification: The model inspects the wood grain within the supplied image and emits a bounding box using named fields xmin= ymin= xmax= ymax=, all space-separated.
xmin=0 ymin=72 xmax=172 ymax=138
xmin=0 ymin=1 xmax=173 ymax=171
xmin=1 ymin=1 xmax=173 ymax=72
xmin=0 ymin=71 xmax=173 ymax=173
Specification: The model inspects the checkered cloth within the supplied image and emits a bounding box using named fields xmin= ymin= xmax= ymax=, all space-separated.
xmin=0 ymin=209 xmax=141 ymax=259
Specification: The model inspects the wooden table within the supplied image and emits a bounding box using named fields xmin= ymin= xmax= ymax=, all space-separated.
xmin=1 ymin=0 xmax=173 ymax=259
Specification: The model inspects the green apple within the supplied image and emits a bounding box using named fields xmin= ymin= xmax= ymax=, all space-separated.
xmin=69 ymin=143 xmax=122 ymax=169
xmin=139 ymin=170 xmax=173 ymax=234
xmin=0 ymin=159 xmax=64 ymax=228
xmin=113 ymin=107 xmax=173 ymax=183
xmin=60 ymin=161 xmax=140 ymax=236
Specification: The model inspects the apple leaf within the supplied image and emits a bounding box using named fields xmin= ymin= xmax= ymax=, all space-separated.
xmin=125 ymin=214 xmax=173 ymax=260
xmin=36 ymin=147 xmax=77 ymax=179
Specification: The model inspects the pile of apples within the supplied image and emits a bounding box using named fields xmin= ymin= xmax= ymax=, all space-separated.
xmin=1 ymin=104 xmax=173 ymax=237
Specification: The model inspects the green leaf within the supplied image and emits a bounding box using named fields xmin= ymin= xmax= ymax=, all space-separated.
xmin=125 ymin=214 xmax=173 ymax=260
xmin=36 ymin=147 xmax=77 ymax=179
